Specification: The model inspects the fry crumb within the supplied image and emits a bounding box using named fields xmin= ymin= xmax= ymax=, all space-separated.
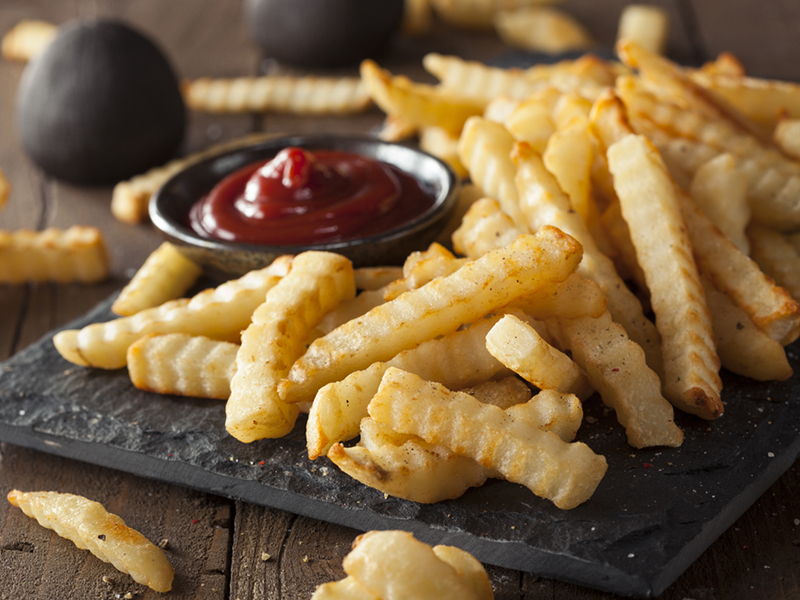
xmin=261 ymin=552 xmax=271 ymax=561
xmin=158 ymin=539 xmax=169 ymax=549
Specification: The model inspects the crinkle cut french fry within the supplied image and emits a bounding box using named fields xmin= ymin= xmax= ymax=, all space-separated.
xmin=112 ymin=242 xmax=202 ymax=316
xmin=182 ymin=75 xmax=371 ymax=115
xmin=554 ymin=310 xmax=683 ymax=448
xmin=747 ymin=223 xmax=800 ymax=303
xmin=368 ymin=368 xmax=607 ymax=509
xmin=494 ymin=7 xmax=593 ymax=55
xmin=431 ymin=545 xmax=494 ymax=600
xmin=306 ymin=312 xmax=517 ymax=459
xmin=311 ymin=576 xmax=378 ymax=600
xmin=384 ymin=243 xmax=468 ymax=300
xmin=226 ymin=251 xmax=355 ymax=442
xmin=486 ymin=313 xmax=592 ymax=399
xmin=8 ymin=490 xmax=173 ymax=593
xmin=461 ymin=375 xmax=532 ymax=409
xmin=0 ymin=226 xmax=109 ymax=284
xmin=1 ymin=19 xmax=57 ymax=62
xmin=419 ymin=126 xmax=469 ymax=178
xmin=616 ymin=4 xmax=669 ymax=55
xmin=505 ymin=389 xmax=584 ymax=443
xmin=53 ymin=255 xmax=292 ymax=369
xmin=701 ymin=276 xmax=792 ymax=382
xmin=452 ymin=197 xmax=525 ymax=259
xmin=512 ymin=273 xmax=607 ymax=321
xmin=354 ymin=266 xmax=403 ymax=291
xmin=127 ymin=333 xmax=238 ymax=399
xmin=607 ymin=133 xmax=723 ymax=420
xmin=279 ymin=227 xmax=583 ymax=404
xmin=435 ymin=182 xmax=485 ymax=248
xmin=317 ymin=288 xmax=387 ymax=335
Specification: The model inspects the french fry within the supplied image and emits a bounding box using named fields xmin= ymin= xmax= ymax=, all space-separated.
xmin=616 ymin=4 xmax=670 ymax=55
xmin=460 ymin=375 xmax=532 ymax=409
xmin=0 ymin=226 xmax=109 ymax=284
xmin=747 ymin=223 xmax=800 ymax=303
xmin=311 ymin=576 xmax=376 ymax=600
xmin=8 ymin=490 xmax=173 ymax=592
xmin=503 ymin=88 xmax=559 ymax=152
xmin=181 ymin=75 xmax=371 ymax=115
xmin=607 ymin=133 xmax=723 ymax=419
xmin=318 ymin=288 xmax=387 ymax=335
xmin=368 ymin=368 xmax=607 ymax=509
xmin=511 ymin=273 xmax=607 ymax=321
xmin=553 ymin=310 xmax=684 ymax=448
xmin=505 ymin=389 xmax=584 ymax=443
xmin=419 ymin=126 xmax=469 ymax=178
xmin=377 ymin=114 xmax=418 ymax=142
xmin=306 ymin=312 xmax=517 ymax=458
xmin=111 ymin=242 xmax=202 ymax=316
xmin=774 ymin=117 xmax=800 ymax=160
xmin=698 ymin=52 xmax=745 ymax=77
xmin=226 ymin=251 xmax=355 ymax=442
xmin=701 ymin=276 xmax=792 ymax=381
xmin=494 ymin=7 xmax=593 ymax=55
xmin=53 ymin=255 xmax=292 ymax=369
xmin=430 ymin=0 xmax=495 ymax=30
xmin=458 ymin=116 xmax=527 ymax=227
xmin=485 ymin=313 xmax=592 ymax=398
xmin=1 ymin=19 xmax=57 ymax=62
xmin=0 ymin=167 xmax=8 ymax=214
xmin=435 ymin=182 xmax=485 ymax=247
xmin=384 ymin=243 xmax=468 ymax=300
xmin=279 ymin=227 xmax=583 ymax=404
xmin=430 ymin=545 xmax=494 ymax=600
xmin=127 ymin=333 xmax=239 ymax=399
xmin=361 ymin=60 xmax=484 ymax=137
xmin=452 ymin=197 xmax=525 ymax=259
xmin=111 ymin=132 xmax=274 ymax=224
xmin=354 ymin=266 xmax=403 ymax=291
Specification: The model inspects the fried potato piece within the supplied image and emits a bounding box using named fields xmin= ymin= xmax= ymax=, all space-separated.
xmin=460 ymin=375 xmax=533 ymax=409
xmin=182 ymin=75 xmax=371 ymax=115
xmin=505 ymin=389 xmax=584 ymax=443
xmin=318 ymin=288 xmax=387 ymax=335
xmin=494 ymin=7 xmax=593 ymax=55
xmin=774 ymin=117 xmax=800 ymax=160
xmin=112 ymin=242 xmax=202 ymax=316
xmin=328 ymin=418 xmax=491 ymax=503
xmin=748 ymin=223 xmax=800 ymax=303
xmin=458 ymin=116 xmax=526 ymax=227
xmin=607 ymin=133 xmax=723 ymax=419
xmin=306 ymin=313 xmax=516 ymax=458
xmin=554 ymin=310 xmax=683 ymax=448
xmin=354 ymin=266 xmax=403 ymax=291
xmin=452 ymin=197 xmax=525 ymax=259
xmin=127 ymin=333 xmax=238 ymax=399
xmin=343 ymin=530 xmax=491 ymax=600
xmin=312 ymin=576 xmax=379 ymax=600
xmin=504 ymin=88 xmax=559 ymax=152
xmin=361 ymin=60 xmax=484 ymax=136
xmin=511 ymin=273 xmax=607 ymax=321
xmin=616 ymin=4 xmax=669 ymax=55
xmin=384 ymin=243 xmax=468 ymax=300
xmin=419 ymin=126 xmax=469 ymax=178
xmin=53 ymin=255 xmax=292 ymax=369
xmin=1 ymin=19 xmax=57 ymax=62
xmin=280 ymin=227 xmax=583 ymax=404
xmin=369 ymin=368 xmax=606 ymax=509
xmin=698 ymin=52 xmax=746 ymax=78
xmin=701 ymin=276 xmax=792 ymax=381
xmin=688 ymin=153 xmax=750 ymax=254
xmin=377 ymin=114 xmax=418 ymax=142
xmin=226 ymin=252 xmax=354 ymax=442
xmin=513 ymin=142 xmax=663 ymax=373
xmin=111 ymin=132 xmax=273 ymax=224
xmin=0 ymin=167 xmax=8 ymax=214
xmin=0 ymin=226 xmax=108 ymax=284
xmin=8 ymin=490 xmax=173 ymax=592
xmin=431 ymin=544 xmax=494 ymax=600
xmin=430 ymin=0 xmax=495 ymax=30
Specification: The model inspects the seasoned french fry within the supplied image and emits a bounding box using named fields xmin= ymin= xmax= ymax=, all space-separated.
xmin=279 ymin=227 xmax=583 ymax=404
xmin=436 ymin=182 xmax=485 ymax=248
xmin=53 ymin=255 xmax=292 ymax=369
xmin=616 ymin=4 xmax=669 ymax=55
xmin=111 ymin=242 xmax=202 ymax=316
xmin=458 ymin=116 xmax=527 ymax=227
xmin=182 ymin=75 xmax=371 ymax=115
xmin=8 ymin=490 xmax=173 ymax=592
xmin=368 ymin=368 xmax=607 ymax=509
xmin=0 ymin=226 xmax=109 ymax=284
xmin=607 ymin=133 xmax=723 ymax=419
xmin=486 ymin=313 xmax=592 ymax=398
xmin=226 ymin=251 xmax=355 ymax=442
xmin=306 ymin=312 xmax=517 ymax=458
xmin=511 ymin=273 xmax=607 ymax=321
xmin=494 ymin=7 xmax=593 ymax=55
xmin=505 ymin=389 xmax=583 ymax=443
xmin=747 ymin=223 xmax=800 ymax=302
xmin=384 ymin=243 xmax=468 ymax=300
xmin=503 ymin=88 xmax=559 ymax=152
xmin=452 ymin=197 xmax=525 ymax=258
xmin=701 ymin=276 xmax=792 ymax=381
xmin=111 ymin=132 xmax=273 ymax=224
xmin=361 ymin=60 xmax=484 ymax=136
xmin=1 ymin=19 xmax=57 ymax=62
xmin=553 ymin=310 xmax=684 ymax=448
xmin=318 ymin=288 xmax=386 ymax=334
xmin=127 ymin=333 xmax=238 ymax=399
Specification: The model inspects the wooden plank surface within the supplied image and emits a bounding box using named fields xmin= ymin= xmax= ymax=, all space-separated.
xmin=0 ymin=1 xmax=799 ymax=599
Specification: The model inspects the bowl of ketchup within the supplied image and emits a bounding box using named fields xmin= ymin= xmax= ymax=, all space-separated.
xmin=150 ymin=134 xmax=460 ymax=278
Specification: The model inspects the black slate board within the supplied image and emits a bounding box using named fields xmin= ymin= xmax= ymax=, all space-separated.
xmin=0 ymin=295 xmax=798 ymax=597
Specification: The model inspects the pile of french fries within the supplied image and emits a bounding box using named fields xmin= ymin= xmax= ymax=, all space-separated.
xmin=48 ymin=38 xmax=800 ymax=512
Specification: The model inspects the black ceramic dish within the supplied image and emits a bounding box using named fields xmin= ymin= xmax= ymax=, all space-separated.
xmin=150 ymin=134 xmax=459 ymax=279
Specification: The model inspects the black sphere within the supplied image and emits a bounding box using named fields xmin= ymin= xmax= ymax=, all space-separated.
xmin=16 ymin=19 xmax=186 ymax=185
xmin=244 ymin=0 xmax=404 ymax=68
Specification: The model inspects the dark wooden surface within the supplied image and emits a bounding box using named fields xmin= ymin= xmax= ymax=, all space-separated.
xmin=0 ymin=1 xmax=799 ymax=598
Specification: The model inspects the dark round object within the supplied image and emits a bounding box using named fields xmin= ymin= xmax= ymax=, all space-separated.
xmin=244 ymin=0 xmax=404 ymax=68
xmin=16 ymin=19 xmax=186 ymax=185
xmin=150 ymin=134 xmax=460 ymax=278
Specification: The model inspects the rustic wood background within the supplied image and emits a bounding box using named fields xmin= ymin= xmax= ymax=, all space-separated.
xmin=0 ymin=1 xmax=799 ymax=598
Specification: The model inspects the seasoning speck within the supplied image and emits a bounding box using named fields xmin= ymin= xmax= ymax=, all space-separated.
xmin=97 ymin=534 xmax=106 ymax=541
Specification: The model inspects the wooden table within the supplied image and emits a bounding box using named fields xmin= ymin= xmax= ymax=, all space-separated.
xmin=1 ymin=1 xmax=799 ymax=598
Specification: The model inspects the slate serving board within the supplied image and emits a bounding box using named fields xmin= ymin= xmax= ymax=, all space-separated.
xmin=0 ymin=295 xmax=798 ymax=597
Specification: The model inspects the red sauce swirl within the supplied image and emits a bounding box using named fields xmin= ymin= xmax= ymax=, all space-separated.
xmin=188 ymin=147 xmax=436 ymax=245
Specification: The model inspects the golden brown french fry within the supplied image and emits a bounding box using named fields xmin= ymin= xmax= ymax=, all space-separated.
xmin=384 ymin=243 xmax=467 ymax=300
xmin=368 ymin=368 xmax=607 ymax=509
xmin=1 ymin=19 xmax=57 ymax=62
xmin=0 ymin=226 xmax=108 ymax=284
xmin=494 ymin=7 xmax=593 ymax=55
xmin=747 ymin=223 xmax=800 ymax=303
xmin=354 ymin=266 xmax=403 ymax=291
xmin=452 ymin=197 xmax=525 ymax=259
xmin=460 ymin=375 xmax=532 ymax=409
xmin=503 ymin=88 xmax=559 ymax=152
xmin=607 ymin=133 xmax=723 ymax=419
xmin=436 ymin=182 xmax=485 ymax=248
xmin=112 ymin=242 xmax=202 ymax=316
xmin=377 ymin=114 xmax=418 ymax=142
xmin=317 ymin=288 xmax=387 ymax=335
xmin=774 ymin=117 xmax=800 ymax=160
xmin=698 ymin=52 xmax=745 ymax=77
xmin=279 ymin=227 xmax=583 ymax=404
xmin=616 ymin=4 xmax=669 ymax=55
xmin=419 ymin=126 xmax=469 ymax=178
xmin=226 ymin=251 xmax=354 ymax=442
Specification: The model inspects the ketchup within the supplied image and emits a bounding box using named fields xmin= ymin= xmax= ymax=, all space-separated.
xmin=188 ymin=147 xmax=436 ymax=245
